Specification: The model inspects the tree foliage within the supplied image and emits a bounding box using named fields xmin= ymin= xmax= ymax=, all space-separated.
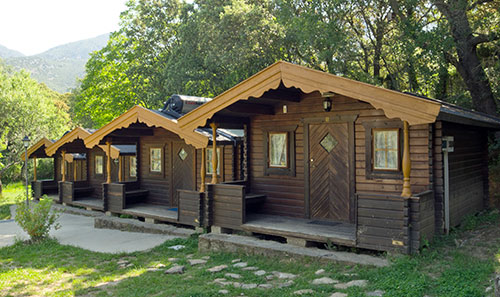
xmin=0 ymin=62 xmax=71 ymax=190
xmin=72 ymin=0 xmax=500 ymax=127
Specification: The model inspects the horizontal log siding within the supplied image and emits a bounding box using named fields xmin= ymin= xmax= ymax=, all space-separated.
xmin=140 ymin=128 xmax=176 ymax=206
xmin=356 ymin=193 xmax=410 ymax=253
xmin=195 ymin=145 xmax=239 ymax=191
xmin=409 ymin=190 xmax=435 ymax=253
xmin=249 ymin=92 xmax=431 ymax=218
xmin=106 ymin=183 xmax=126 ymax=213
xmin=178 ymin=190 xmax=203 ymax=226
xmin=61 ymin=181 xmax=74 ymax=204
xmin=208 ymin=184 xmax=245 ymax=230
xmin=443 ymin=122 xmax=488 ymax=227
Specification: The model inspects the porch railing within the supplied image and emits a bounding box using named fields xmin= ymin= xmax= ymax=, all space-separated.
xmin=106 ymin=181 xmax=142 ymax=213
xmin=177 ymin=189 xmax=204 ymax=227
xmin=207 ymin=183 xmax=246 ymax=230
xmin=356 ymin=190 xmax=434 ymax=254
xmin=356 ymin=193 xmax=410 ymax=253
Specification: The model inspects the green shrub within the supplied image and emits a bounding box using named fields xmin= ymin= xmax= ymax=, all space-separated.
xmin=14 ymin=196 xmax=60 ymax=242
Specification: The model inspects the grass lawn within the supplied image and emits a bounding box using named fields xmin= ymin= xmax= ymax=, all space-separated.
xmin=0 ymin=182 xmax=26 ymax=220
xmin=1 ymin=182 xmax=499 ymax=296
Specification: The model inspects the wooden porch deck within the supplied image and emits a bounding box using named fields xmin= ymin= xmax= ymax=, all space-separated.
xmin=71 ymin=197 xmax=104 ymax=211
xmin=122 ymin=203 xmax=178 ymax=223
xmin=242 ymin=214 xmax=356 ymax=246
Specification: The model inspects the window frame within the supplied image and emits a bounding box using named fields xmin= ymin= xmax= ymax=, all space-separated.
xmin=149 ymin=147 xmax=163 ymax=174
xmin=372 ymin=128 xmax=400 ymax=171
xmin=206 ymin=147 xmax=222 ymax=176
xmin=129 ymin=156 xmax=137 ymax=178
xmin=363 ymin=121 xmax=403 ymax=180
xmin=262 ymin=125 xmax=297 ymax=176
xmin=268 ymin=132 xmax=289 ymax=169
xmin=95 ymin=155 xmax=104 ymax=176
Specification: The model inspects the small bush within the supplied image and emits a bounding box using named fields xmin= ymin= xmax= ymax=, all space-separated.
xmin=14 ymin=196 xmax=60 ymax=242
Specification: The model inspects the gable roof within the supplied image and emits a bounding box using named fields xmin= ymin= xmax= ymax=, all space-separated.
xmin=177 ymin=61 xmax=442 ymax=133
xmin=21 ymin=137 xmax=54 ymax=161
xmin=45 ymin=127 xmax=92 ymax=156
xmin=84 ymin=105 xmax=209 ymax=150
xmin=45 ymin=127 xmax=123 ymax=158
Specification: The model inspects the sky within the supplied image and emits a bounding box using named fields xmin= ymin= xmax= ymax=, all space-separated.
xmin=0 ymin=0 xmax=128 ymax=56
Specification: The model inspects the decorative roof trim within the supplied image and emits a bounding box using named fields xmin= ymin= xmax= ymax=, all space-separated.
xmin=178 ymin=61 xmax=442 ymax=132
xmin=84 ymin=105 xmax=208 ymax=150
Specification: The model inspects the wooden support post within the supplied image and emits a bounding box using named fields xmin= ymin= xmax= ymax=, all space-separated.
xmin=210 ymin=123 xmax=218 ymax=184
xmin=200 ymin=148 xmax=206 ymax=192
xmin=401 ymin=121 xmax=412 ymax=197
xmin=73 ymin=160 xmax=77 ymax=181
xmin=33 ymin=156 xmax=37 ymax=182
xmin=61 ymin=150 xmax=66 ymax=182
xmin=106 ymin=141 xmax=112 ymax=184
xmin=118 ymin=156 xmax=122 ymax=182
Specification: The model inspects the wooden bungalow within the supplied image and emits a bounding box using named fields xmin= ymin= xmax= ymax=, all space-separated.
xmin=175 ymin=61 xmax=500 ymax=254
xmin=22 ymin=137 xmax=58 ymax=199
xmin=84 ymin=96 xmax=242 ymax=225
xmin=45 ymin=127 xmax=135 ymax=211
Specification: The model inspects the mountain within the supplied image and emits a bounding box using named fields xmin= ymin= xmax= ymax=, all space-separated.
xmin=0 ymin=34 xmax=109 ymax=93
xmin=0 ymin=44 xmax=24 ymax=58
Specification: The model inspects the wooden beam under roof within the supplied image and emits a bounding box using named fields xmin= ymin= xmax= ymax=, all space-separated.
xmin=227 ymin=101 xmax=274 ymax=115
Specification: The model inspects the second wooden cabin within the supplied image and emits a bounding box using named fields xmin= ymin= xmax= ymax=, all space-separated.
xmin=83 ymin=95 xmax=243 ymax=225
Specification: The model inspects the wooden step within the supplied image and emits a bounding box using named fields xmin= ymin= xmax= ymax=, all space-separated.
xmin=245 ymin=193 xmax=266 ymax=205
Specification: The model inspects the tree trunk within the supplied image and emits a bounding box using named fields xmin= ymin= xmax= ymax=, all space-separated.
xmin=0 ymin=177 xmax=2 ymax=194
xmin=433 ymin=0 xmax=497 ymax=115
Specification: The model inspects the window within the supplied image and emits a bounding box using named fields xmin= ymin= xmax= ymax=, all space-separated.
xmin=150 ymin=148 xmax=162 ymax=173
xmin=262 ymin=125 xmax=296 ymax=176
xmin=206 ymin=147 xmax=221 ymax=175
xmin=130 ymin=156 xmax=137 ymax=177
xmin=373 ymin=129 xmax=399 ymax=170
xmin=95 ymin=155 xmax=104 ymax=175
xmin=269 ymin=132 xmax=288 ymax=168
xmin=363 ymin=121 xmax=402 ymax=179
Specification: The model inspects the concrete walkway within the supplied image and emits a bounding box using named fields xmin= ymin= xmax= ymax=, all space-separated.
xmin=0 ymin=206 xmax=179 ymax=253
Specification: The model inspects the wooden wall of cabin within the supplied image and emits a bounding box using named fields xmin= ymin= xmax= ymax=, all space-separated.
xmin=120 ymin=155 xmax=137 ymax=182
xmin=442 ymin=122 xmax=488 ymax=227
xmin=88 ymin=147 xmax=118 ymax=199
xmin=248 ymin=92 xmax=432 ymax=219
xmin=195 ymin=144 xmax=241 ymax=190
xmin=139 ymin=128 xmax=178 ymax=206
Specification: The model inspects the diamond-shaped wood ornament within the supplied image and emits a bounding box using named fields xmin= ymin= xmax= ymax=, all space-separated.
xmin=320 ymin=133 xmax=338 ymax=153
xmin=178 ymin=148 xmax=188 ymax=161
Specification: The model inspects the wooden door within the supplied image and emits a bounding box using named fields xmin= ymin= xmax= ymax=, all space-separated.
xmin=309 ymin=122 xmax=350 ymax=222
xmin=171 ymin=142 xmax=195 ymax=207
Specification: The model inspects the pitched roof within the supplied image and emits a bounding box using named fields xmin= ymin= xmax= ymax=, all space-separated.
xmin=46 ymin=127 xmax=122 ymax=157
xmin=21 ymin=137 xmax=54 ymax=161
xmin=177 ymin=61 xmax=442 ymax=134
xmin=84 ymin=105 xmax=209 ymax=149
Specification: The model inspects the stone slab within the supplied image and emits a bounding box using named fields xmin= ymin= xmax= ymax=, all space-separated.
xmin=198 ymin=233 xmax=389 ymax=267
xmin=94 ymin=215 xmax=195 ymax=238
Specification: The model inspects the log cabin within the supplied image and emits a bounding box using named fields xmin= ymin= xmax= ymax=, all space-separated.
xmin=22 ymin=137 xmax=58 ymax=199
xmin=84 ymin=95 xmax=242 ymax=226
xmin=176 ymin=61 xmax=500 ymax=254
xmin=44 ymin=127 xmax=136 ymax=211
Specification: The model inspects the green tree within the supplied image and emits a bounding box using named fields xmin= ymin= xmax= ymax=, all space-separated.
xmin=0 ymin=62 xmax=71 ymax=192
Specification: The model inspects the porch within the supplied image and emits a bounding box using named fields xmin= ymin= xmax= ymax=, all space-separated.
xmin=60 ymin=181 xmax=103 ymax=211
xmin=121 ymin=203 xmax=177 ymax=223
xmin=205 ymin=182 xmax=434 ymax=254
xmin=243 ymin=214 xmax=356 ymax=247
